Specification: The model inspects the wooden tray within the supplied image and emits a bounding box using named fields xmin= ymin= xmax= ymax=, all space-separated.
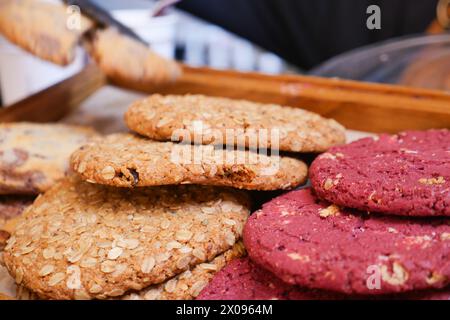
xmin=1 ymin=64 xmax=449 ymax=133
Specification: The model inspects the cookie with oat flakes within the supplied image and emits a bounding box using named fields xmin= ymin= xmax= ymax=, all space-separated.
xmin=70 ymin=133 xmax=308 ymax=191
xmin=0 ymin=123 xmax=98 ymax=195
xmin=243 ymin=188 xmax=450 ymax=295
xmin=310 ymin=129 xmax=450 ymax=216
xmin=0 ymin=0 xmax=93 ymax=65
xmin=3 ymin=176 xmax=250 ymax=300
xmin=16 ymin=242 xmax=246 ymax=300
xmin=120 ymin=241 xmax=245 ymax=300
xmin=124 ymin=94 xmax=346 ymax=153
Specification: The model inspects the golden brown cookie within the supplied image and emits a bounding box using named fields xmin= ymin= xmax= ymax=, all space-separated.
xmin=0 ymin=123 xmax=98 ymax=195
xmin=125 ymin=94 xmax=346 ymax=152
xmin=17 ymin=242 xmax=246 ymax=300
xmin=0 ymin=0 xmax=93 ymax=65
xmin=90 ymin=28 xmax=182 ymax=90
xmin=3 ymin=176 xmax=250 ymax=300
xmin=70 ymin=133 xmax=308 ymax=190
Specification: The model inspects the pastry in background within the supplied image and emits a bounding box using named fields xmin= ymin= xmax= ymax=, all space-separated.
xmin=90 ymin=28 xmax=182 ymax=91
xmin=0 ymin=123 xmax=98 ymax=194
xmin=0 ymin=0 xmax=93 ymax=65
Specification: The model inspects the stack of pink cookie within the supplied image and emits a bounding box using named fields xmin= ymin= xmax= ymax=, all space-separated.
xmin=198 ymin=129 xmax=450 ymax=300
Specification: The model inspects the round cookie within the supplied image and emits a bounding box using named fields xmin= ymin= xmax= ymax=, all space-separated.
xmin=3 ymin=176 xmax=250 ymax=300
xmin=197 ymin=257 xmax=341 ymax=300
xmin=70 ymin=133 xmax=308 ymax=191
xmin=16 ymin=242 xmax=246 ymax=300
xmin=198 ymin=258 xmax=450 ymax=300
xmin=124 ymin=94 xmax=346 ymax=153
xmin=310 ymin=129 xmax=450 ymax=216
xmin=243 ymin=188 xmax=450 ymax=295
xmin=0 ymin=123 xmax=98 ymax=194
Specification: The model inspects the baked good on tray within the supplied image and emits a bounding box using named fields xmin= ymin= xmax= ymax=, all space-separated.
xmin=125 ymin=94 xmax=346 ymax=152
xmin=0 ymin=123 xmax=97 ymax=195
xmin=70 ymin=133 xmax=308 ymax=190
xmin=90 ymin=28 xmax=182 ymax=90
xmin=310 ymin=129 xmax=450 ymax=216
xmin=0 ymin=0 xmax=93 ymax=65
xmin=243 ymin=188 xmax=450 ymax=295
xmin=3 ymin=176 xmax=250 ymax=300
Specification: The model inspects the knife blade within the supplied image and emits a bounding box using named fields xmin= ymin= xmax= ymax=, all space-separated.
xmin=63 ymin=0 xmax=149 ymax=45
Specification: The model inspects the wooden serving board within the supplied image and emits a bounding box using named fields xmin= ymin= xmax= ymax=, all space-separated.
xmin=0 ymin=64 xmax=106 ymax=123
xmin=153 ymin=66 xmax=450 ymax=133
xmin=1 ymin=64 xmax=449 ymax=133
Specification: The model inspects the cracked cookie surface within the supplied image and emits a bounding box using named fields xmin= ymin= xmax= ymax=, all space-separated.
xmin=70 ymin=133 xmax=308 ymax=190
xmin=125 ymin=94 xmax=346 ymax=153
xmin=3 ymin=176 xmax=250 ymax=300
xmin=310 ymin=129 xmax=450 ymax=216
xmin=243 ymin=188 xmax=450 ymax=295
xmin=0 ymin=123 xmax=97 ymax=195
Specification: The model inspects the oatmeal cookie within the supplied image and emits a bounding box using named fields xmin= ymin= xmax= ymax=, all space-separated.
xmin=124 ymin=94 xmax=345 ymax=152
xmin=3 ymin=176 xmax=250 ymax=300
xmin=70 ymin=133 xmax=308 ymax=190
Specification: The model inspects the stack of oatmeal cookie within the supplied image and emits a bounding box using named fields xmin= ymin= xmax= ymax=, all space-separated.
xmin=2 ymin=94 xmax=346 ymax=300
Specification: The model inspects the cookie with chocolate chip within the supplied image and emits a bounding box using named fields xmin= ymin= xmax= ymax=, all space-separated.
xmin=310 ymin=129 xmax=450 ymax=216
xmin=0 ymin=123 xmax=97 ymax=194
xmin=243 ymin=188 xmax=450 ymax=295
xmin=70 ymin=133 xmax=308 ymax=191
xmin=124 ymin=94 xmax=346 ymax=153
xmin=3 ymin=176 xmax=250 ymax=300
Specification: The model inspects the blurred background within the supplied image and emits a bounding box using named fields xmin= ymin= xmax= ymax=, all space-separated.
xmin=0 ymin=0 xmax=449 ymax=105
